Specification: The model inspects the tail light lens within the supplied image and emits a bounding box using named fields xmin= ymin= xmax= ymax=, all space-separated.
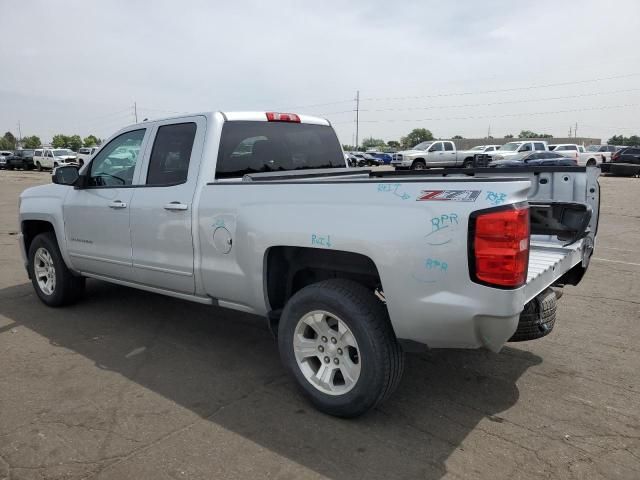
xmin=469 ymin=206 xmax=530 ymax=288
xmin=611 ymin=151 xmax=620 ymax=162
xmin=266 ymin=112 xmax=301 ymax=123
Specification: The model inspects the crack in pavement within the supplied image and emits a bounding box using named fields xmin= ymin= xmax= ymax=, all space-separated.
xmin=80 ymin=373 xmax=287 ymax=480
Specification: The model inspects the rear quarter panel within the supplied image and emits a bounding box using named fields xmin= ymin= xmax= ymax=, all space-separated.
xmin=196 ymin=178 xmax=531 ymax=347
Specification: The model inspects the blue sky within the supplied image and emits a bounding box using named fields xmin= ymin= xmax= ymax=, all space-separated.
xmin=1 ymin=0 xmax=639 ymax=144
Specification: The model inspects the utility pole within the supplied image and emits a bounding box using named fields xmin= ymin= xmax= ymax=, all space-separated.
xmin=355 ymin=90 xmax=360 ymax=149
xmin=574 ymin=122 xmax=578 ymax=139
xmin=487 ymin=124 xmax=491 ymax=138
xmin=133 ymin=102 xmax=138 ymax=123
xmin=17 ymin=121 xmax=22 ymax=147
xmin=569 ymin=126 xmax=572 ymax=138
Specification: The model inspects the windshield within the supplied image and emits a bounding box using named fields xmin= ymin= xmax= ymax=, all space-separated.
xmin=22 ymin=150 xmax=35 ymax=156
xmin=498 ymin=142 xmax=521 ymax=152
xmin=216 ymin=121 xmax=345 ymax=179
xmin=412 ymin=142 xmax=433 ymax=150
xmin=53 ymin=149 xmax=74 ymax=156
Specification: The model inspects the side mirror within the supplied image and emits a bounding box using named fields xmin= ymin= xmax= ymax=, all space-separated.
xmin=428 ymin=147 xmax=436 ymax=152
xmin=52 ymin=165 xmax=80 ymax=186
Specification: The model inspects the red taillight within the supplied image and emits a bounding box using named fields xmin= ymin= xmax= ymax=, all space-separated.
xmin=470 ymin=206 xmax=530 ymax=288
xmin=266 ymin=112 xmax=301 ymax=123
xmin=611 ymin=151 xmax=620 ymax=162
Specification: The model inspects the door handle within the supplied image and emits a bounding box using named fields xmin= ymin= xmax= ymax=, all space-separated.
xmin=109 ymin=200 xmax=127 ymax=209
xmin=164 ymin=202 xmax=188 ymax=211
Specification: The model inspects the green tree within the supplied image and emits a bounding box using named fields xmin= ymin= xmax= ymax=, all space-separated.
xmin=361 ymin=136 xmax=386 ymax=150
xmin=518 ymin=130 xmax=553 ymax=139
xmin=607 ymin=134 xmax=640 ymax=146
xmin=400 ymin=128 xmax=434 ymax=149
xmin=504 ymin=134 xmax=514 ymax=139
xmin=386 ymin=140 xmax=401 ymax=149
xmin=22 ymin=135 xmax=41 ymax=149
xmin=0 ymin=131 xmax=16 ymax=150
xmin=68 ymin=135 xmax=83 ymax=151
xmin=83 ymin=135 xmax=101 ymax=147
xmin=452 ymin=135 xmax=464 ymax=139
xmin=52 ymin=134 xmax=69 ymax=148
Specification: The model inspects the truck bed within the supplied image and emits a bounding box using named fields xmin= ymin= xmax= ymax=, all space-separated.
xmin=526 ymin=237 xmax=587 ymax=302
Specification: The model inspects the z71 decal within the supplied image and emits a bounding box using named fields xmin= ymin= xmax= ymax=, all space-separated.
xmin=416 ymin=190 xmax=481 ymax=202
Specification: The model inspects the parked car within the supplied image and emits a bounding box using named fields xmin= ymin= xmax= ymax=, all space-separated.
xmin=19 ymin=110 xmax=599 ymax=418
xmin=585 ymin=145 xmax=618 ymax=163
xmin=548 ymin=144 xmax=601 ymax=167
xmin=5 ymin=149 xmax=36 ymax=170
xmin=0 ymin=150 xmax=12 ymax=169
xmin=605 ymin=146 xmax=640 ymax=176
xmin=76 ymin=146 xmax=100 ymax=166
xmin=368 ymin=152 xmax=393 ymax=165
xmin=489 ymin=151 xmax=577 ymax=168
xmin=350 ymin=152 xmax=380 ymax=167
xmin=33 ymin=148 xmax=78 ymax=171
xmin=391 ymin=141 xmax=464 ymax=169
xmin=457 ymin=145 xmax=502 ymax=167
xmin=475 ymin=141 xmax=549 ymax=167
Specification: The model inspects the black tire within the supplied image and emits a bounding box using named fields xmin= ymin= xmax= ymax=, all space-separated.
xmin=586 ymin=159 xmax=597 ymax=167
xmin=411 ymin=160 xmax=427 ymax=170
xmin=28 ymin=232 xmax=85 ymax=307
xmin=463 ymin=159 xmax=474 ymax=168
xmin=509 ymin=288 xmax=556 ymax=342
xmin=278 ymin=279 xmax=404 ymax=418
xmin=37 ymin=161 xmax=43 ymax=172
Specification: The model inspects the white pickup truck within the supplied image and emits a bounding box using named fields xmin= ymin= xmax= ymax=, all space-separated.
xmin=18 ymin=111 xmax=600 ymax=417
xmin=549 ymin=144 xmax=618 ymax=167
xmin=391 ymin=140 xmax=465 ymax=169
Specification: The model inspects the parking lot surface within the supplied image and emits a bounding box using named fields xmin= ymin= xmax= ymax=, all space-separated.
xmin=1 ymin=170 xmax=639 ymax=480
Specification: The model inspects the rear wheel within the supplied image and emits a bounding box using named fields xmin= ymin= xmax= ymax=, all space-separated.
xmin=586 ymin=159 xmax=597 ymax=167
xmin=411 ymin=160 xmax=427 ymax=170
xmin=463 ymin=159 xmax=474 ymax=168
xmin=509 ymin=288 xmax=556 ymax=342
xmin=278 ymin=279 xmax=404 ymax=417
xmin=36 ymin=161 xmax=43 ymax=172
xmin=28 ymin=232 xmax=85 ymax=307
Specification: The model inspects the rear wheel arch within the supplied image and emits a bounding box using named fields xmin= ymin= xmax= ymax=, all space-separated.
xmin=264 ymin=246 xmax=384 ymax=330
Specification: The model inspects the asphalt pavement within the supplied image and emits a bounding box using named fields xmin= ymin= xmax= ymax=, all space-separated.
xmin=0 ymin=170 xmax=639 ymax=479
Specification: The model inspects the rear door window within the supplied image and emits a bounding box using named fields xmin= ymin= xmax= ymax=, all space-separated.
xmin=533 ymin=142 xmax=546 ymax=150
xmin=216 ymin=121 xmax=345 ymax=179
xmin=444 ymin=142 xmax=454 ymax=151
xmin=146 ymin=123 xmax=197 ymax=186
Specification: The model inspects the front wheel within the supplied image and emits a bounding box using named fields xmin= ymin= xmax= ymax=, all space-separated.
xmin=278 ymin=279 xmax=404 ymax=417
xmin=36 ymin=161 xmax=43 ymax=172
xmin=463 ymin=159 xmax=474 ymax=168
xmin=411 ymin=160 xmax=427 ymax=170
xmin=28 ymin=232 xmax=85 ymax=307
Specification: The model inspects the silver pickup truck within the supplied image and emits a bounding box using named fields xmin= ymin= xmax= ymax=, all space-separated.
xmin=18 ymin=111 xmax=600 ymax=417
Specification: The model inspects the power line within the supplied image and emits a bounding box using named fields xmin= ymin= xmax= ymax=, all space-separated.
xmin=317 ymin=87 xmax=640 ymax=116
xmin=286 ymin=72 xmax=640 ymax=113
xmin=332 ymin=103 xmax=640 ymax=125
xmin=360 ymin=73 xmax=640 ymax=103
